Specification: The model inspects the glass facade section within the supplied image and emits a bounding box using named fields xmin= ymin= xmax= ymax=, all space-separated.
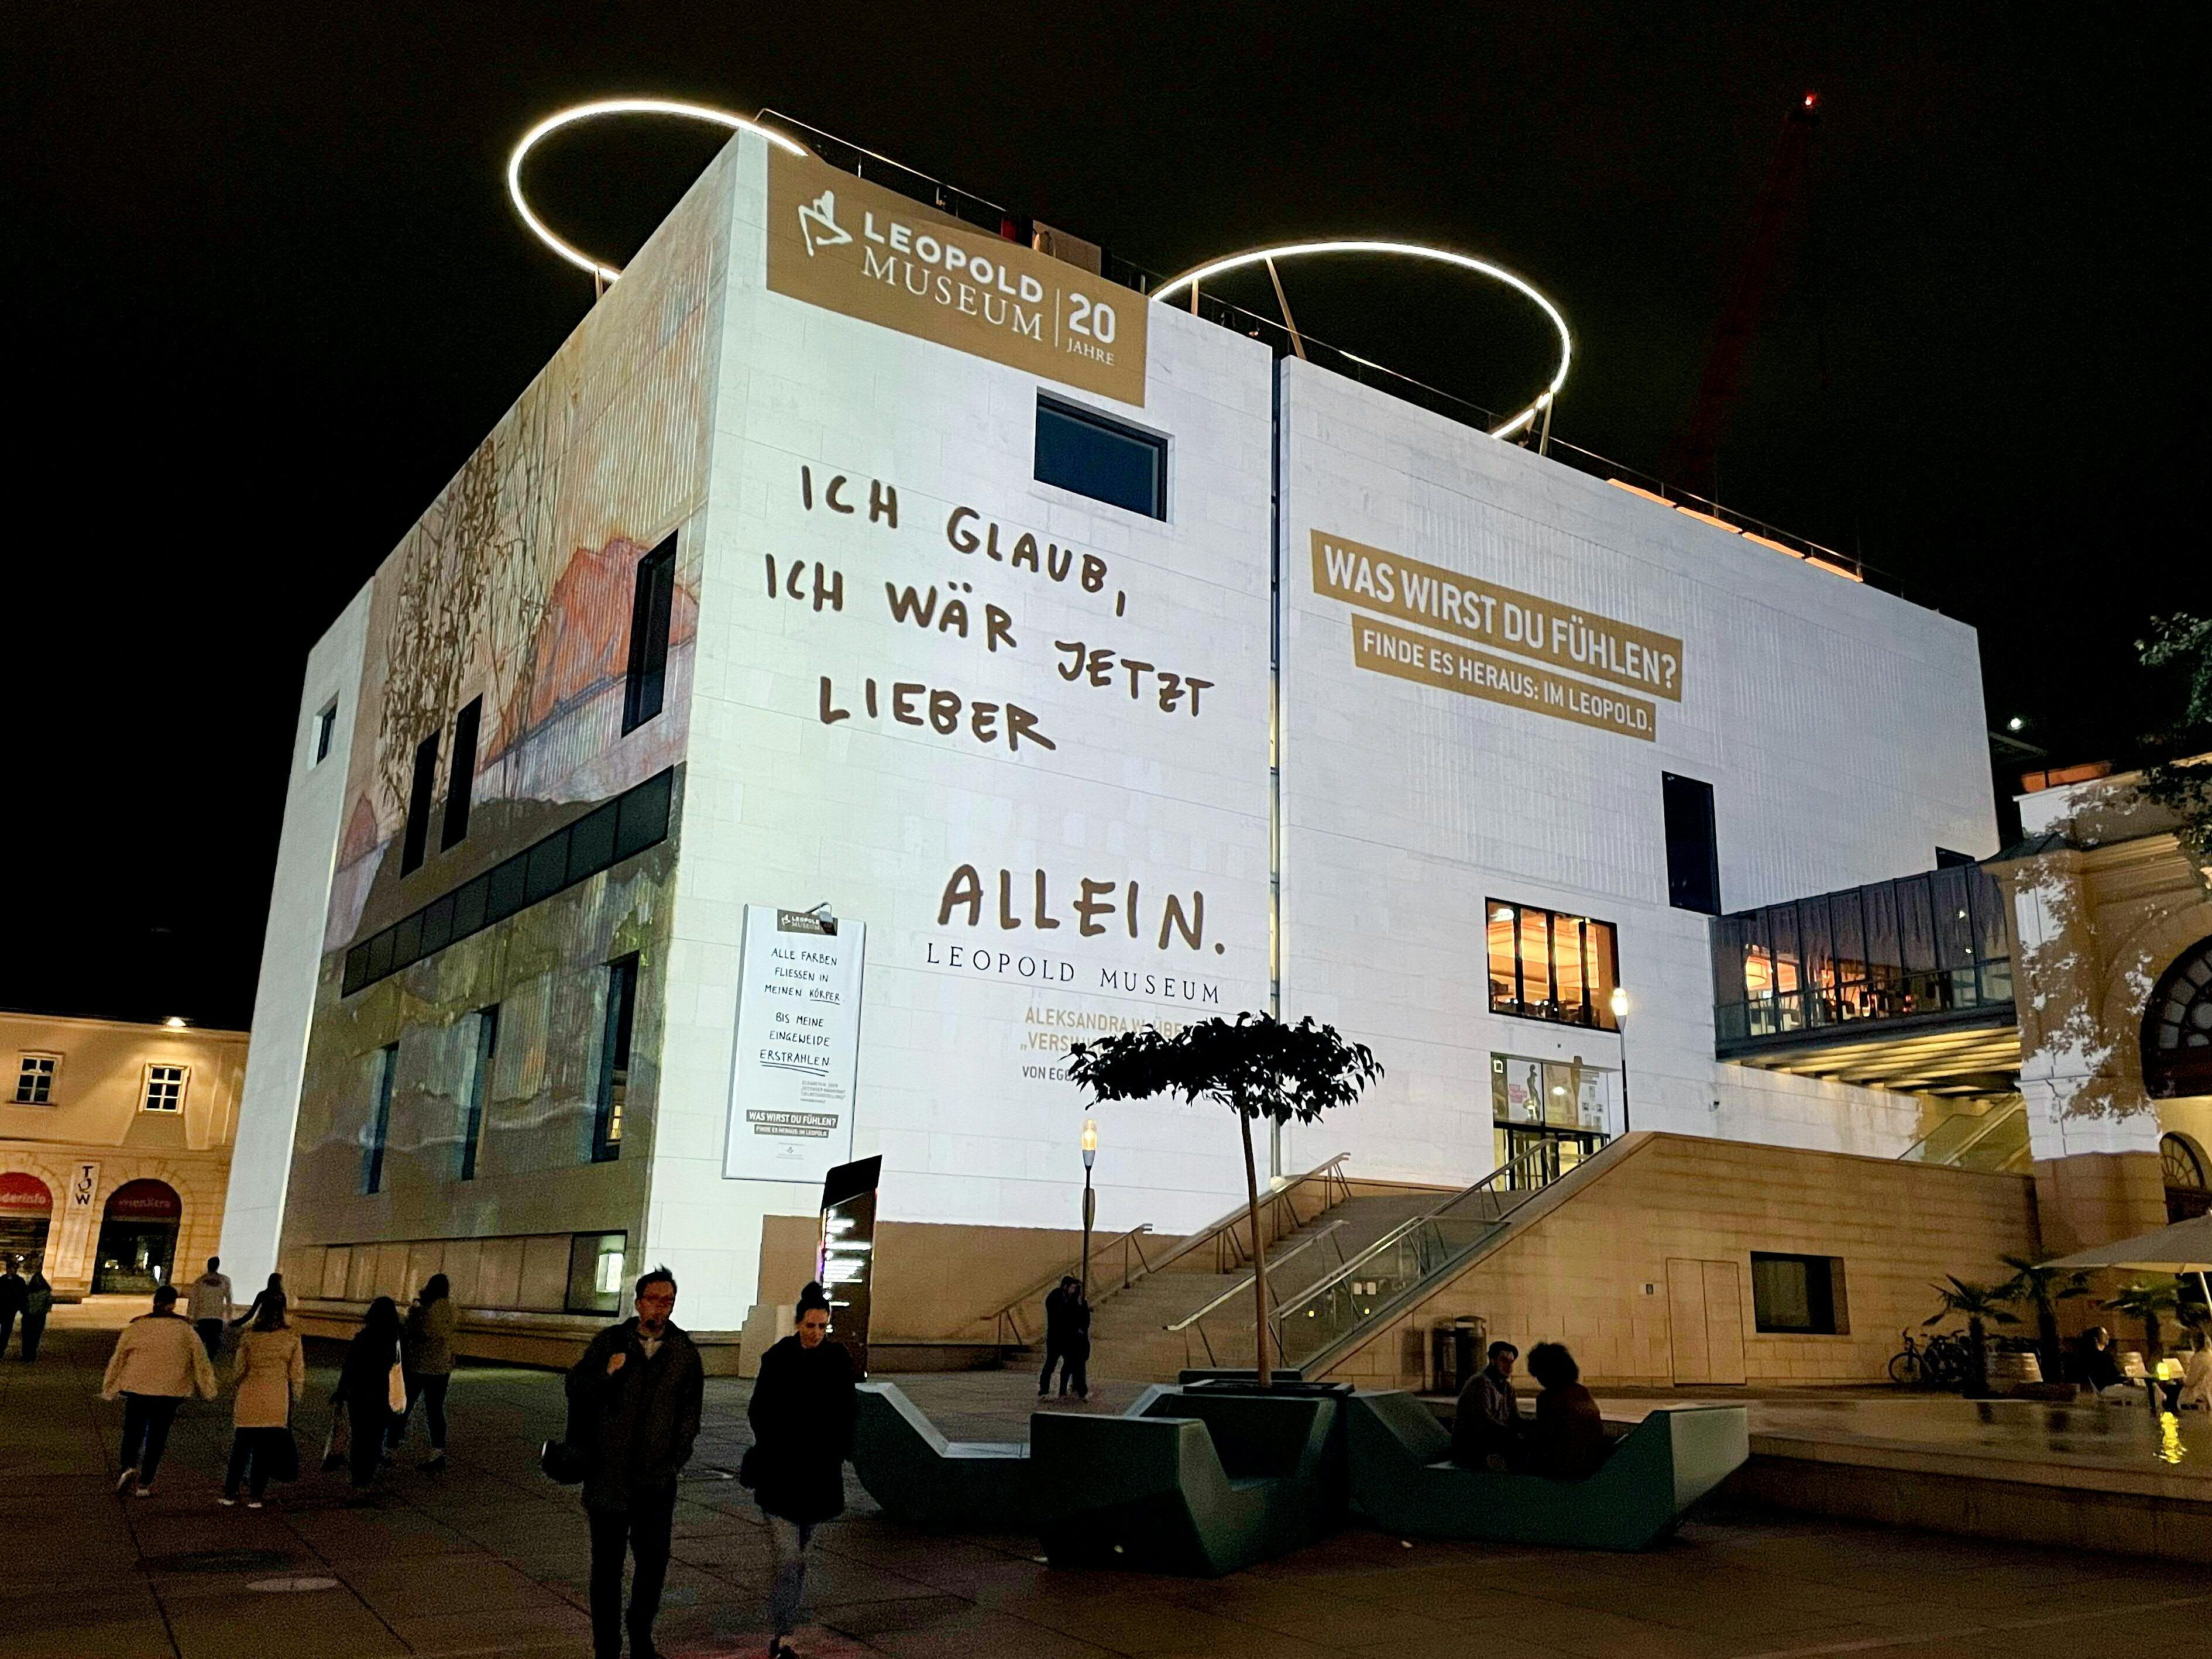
xmin=1712 ymin=864 xmax=2014 ymax=1043
xmin=1486 ymin=900 xmax=1619 ymax=1030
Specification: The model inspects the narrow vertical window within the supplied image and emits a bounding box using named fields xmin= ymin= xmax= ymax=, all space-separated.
xmin=592 ymin=956 xmax=639 ymax=1162
xmin=441 ymin=697 xmax=483 ymax=850
xmin=459 ymin=1005 xmax=497 ymax=1181
xmin=622 ymin=534 xmax=678 ymax=734
xmin=400 ymin=731 xmax=439 ymax=874
xmin=313 ymin=702 xmax=338 ymax=765
xmin=363 ymin=1043 xmax=397 ymax=1194
xmin=1663 ymin=772 xmax=1722 ymax=915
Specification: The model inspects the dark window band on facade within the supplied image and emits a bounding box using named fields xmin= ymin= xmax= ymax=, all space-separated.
xmin=341 ymin=767 xmax=674 ymax=997
xmin=1663 ymin=772 xmax=1722 ymax=915
xmin=1034 ymin=394 xmax=1167 ymax=519
xmin=623 ymin=533 xmax=678 ymax=734
xmin=442 ymin=697 xmax=482 ymax=851
xmin=400 ymin=731 xmax=439 ymax=875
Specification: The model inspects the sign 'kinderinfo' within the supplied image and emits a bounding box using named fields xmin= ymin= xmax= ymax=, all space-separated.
xmin=767 ymin=148 xmax=1148 ymax=407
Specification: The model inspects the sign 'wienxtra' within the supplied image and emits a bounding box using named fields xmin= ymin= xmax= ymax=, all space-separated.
xmin=767 ymin=149 xmax=1148 ymax=407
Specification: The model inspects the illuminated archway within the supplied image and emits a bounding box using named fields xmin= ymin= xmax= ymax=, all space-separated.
xmin=1150 ymin=241 xmax=1572 ymax=441
xmin=2145 ymin=936 xmax=2212 ymax=1101
xmin=507 ymin=99 xmax=808 ymax=284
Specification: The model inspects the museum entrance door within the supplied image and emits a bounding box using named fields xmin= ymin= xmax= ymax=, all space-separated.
xmin=92 ymin=1179 xmax=181 ymax=1294
xmin=0 ymin=1172 xmax=53 ymax=1273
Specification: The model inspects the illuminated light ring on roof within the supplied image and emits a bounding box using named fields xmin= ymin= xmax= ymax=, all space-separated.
xmin=509 ymin=99 xmax=808 ymax=283
xmin=1150 ymin=241 xmax=1571 ymax=441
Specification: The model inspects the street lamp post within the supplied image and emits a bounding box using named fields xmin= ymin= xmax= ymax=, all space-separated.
xmin=1609 ymin=987 xmax=1631 ymax=1135
xmin=1080 ymin=1119 xmax=1098 ymax=1297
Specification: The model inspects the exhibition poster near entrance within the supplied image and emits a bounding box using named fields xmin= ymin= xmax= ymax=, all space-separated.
xmin=724 ymin=905 xmax=867 ymax=1183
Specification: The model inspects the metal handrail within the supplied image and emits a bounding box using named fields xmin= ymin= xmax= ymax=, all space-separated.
xmin=1268 ymin=1143 xmax=1557 ymax=1325
xmin=1163 ymin=1221 xmax=1349 ymax=1332
xmin=1900 ymin=1099 xmax=2025 ymax=1167
xmin=990 ymin=1223 xmax=1155 ymax=1347
xmin=1139 ymin=1153 xmax=1354 ymax=1279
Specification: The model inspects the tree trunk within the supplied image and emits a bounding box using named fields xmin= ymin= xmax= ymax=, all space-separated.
xmin=1967 ymin=1316 xmax=1988 ymax=1396
xmin=1241 ymin=1112 xmax=1270 ymax=1389
xmin=2036 ymin=1304 xmax=2061 ymax=1385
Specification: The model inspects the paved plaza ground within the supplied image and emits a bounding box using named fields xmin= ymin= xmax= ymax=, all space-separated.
xmin=8 ymin=1312 xmax=2212 ymax=1659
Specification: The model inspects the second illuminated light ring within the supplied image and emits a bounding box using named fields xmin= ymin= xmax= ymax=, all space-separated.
xmin=507 ymin=98 xmax=808 ymax=284
xmin=1151 ymin=242 xmax=1571 ymax=440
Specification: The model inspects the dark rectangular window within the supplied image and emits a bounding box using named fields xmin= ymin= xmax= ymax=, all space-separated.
xmin=565 ymin=1231 xmax=627 ymax=1315
xmin=363 ymin=1043 xmax=398 ymax=1195
xmin=1035 ymin=395 xmax=1167 ymax=518
xmin=1485 ymin=899 xmax=1619 ymax=1030
xmin=592 ymin=955 xmax=639 ymax=1162
xmin=567 ymin=800 xmax=620 ymax=879
xmin=441 ymin=698 xmax=482 ymax=850
xmin=400 ymin=731 xmax=439 ymax=875
xmin=1662 ymin=772 xmax=1721 ymax=915
xmin=1750 ymin=1252 xmax=1849 ymax=1334
xmin=1935 ymin=847 xmax=1976 ymax=868
xmin=459 ymin=1007 xmax=497 ymax=1181
xmin=623 ymin=534 xmax=678 ymax=734
xmin=313 ymin=702 xmax=338 ymax=765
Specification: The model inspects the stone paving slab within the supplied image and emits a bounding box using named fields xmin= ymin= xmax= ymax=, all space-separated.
xmin=10 ymin=1324 xmax=2212 ymax=1658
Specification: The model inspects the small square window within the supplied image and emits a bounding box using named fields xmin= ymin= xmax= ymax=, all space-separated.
xmin=1035 ymin=395 xmax=1167 ymax=518
xmin=142 ymin=1063 xmax=188 ymax=1112
xmin=312 ymin=701 xmax=338 ymax=765
xmin=13 ymin=1053 xmax=59 ymax=1105
xmin=1751 ymin=1252 xmax=1849 ymax=1334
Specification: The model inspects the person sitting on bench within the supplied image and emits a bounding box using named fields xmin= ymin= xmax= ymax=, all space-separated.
xmin=1451 ymin=1341 xmax=1523 ymax=1471
xmin=1525 ymin=1342 xmax=1609 ymax=1482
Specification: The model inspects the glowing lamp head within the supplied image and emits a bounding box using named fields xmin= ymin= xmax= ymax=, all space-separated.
xmin=1608 ymin=987 xmax=1630 ymax=1021
xmin=1081 ymin=1118 xmax=1098 ymax=1167
xmin=2007 ymin=717 xmax=2025 ymax=732
xmin=163 ymin=1016 xmax=188 ymax=1030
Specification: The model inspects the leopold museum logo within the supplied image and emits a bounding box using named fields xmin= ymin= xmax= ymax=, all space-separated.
xmin=768 ymin=148 xmax=1147 ymax=406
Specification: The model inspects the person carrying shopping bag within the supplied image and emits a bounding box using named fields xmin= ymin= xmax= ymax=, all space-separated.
xmin=389 ymin=1273 xmax=459 ymax=1471
xmin=223 ymin=1287 xmax=305 ymax=1507
xmin=102 ymin=1283 xmax=218 ymax=1497
xmin=333 ymin=1296 xmax=405 ymax=1500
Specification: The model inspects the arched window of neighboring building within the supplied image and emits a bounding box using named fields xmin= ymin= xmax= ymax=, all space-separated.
xmin=2162 ymin=1133 xmax=2211 ymax=1223
xmin=2143 ymin=937 xmax=2212 ymax=1102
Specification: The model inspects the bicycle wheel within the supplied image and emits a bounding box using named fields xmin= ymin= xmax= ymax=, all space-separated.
xmin=1924 ymin=1342 xmax=1963 ymax=1387
xmin=1888 ymin=1350 xmax=1922 ymax=1387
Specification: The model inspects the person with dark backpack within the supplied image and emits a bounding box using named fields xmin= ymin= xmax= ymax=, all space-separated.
xmin=565 ymin=1268 xmax=702 ymax=1659
xmin=747 ymin=1282 xmax=857 ymax=1658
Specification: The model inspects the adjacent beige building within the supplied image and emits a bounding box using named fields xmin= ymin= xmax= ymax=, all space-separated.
xmin=0 ymin=1011 xmax=247 ymax=1297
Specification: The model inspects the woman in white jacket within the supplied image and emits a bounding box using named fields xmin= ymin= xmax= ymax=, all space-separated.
xmin=101 ymin=1283 xmax=218 ymax=1496
xmin=223 ymin=1289 xmax=305 ymax=1507
xmin=2179 ymin=1328 xmax=2212 ymax=1410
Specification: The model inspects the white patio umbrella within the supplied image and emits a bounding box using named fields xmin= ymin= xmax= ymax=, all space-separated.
xmin=2048 ymin=1214 xmax=2212 ymax=1309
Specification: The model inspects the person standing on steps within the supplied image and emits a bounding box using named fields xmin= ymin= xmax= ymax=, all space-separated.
xmin=223 ymin=1287 xmax=304 ymax=1507
xmin=1039 ymin=1275 xmax=1087 ymax=1399
xmin=187 ymin=1256 xmax=233 ymax=1363
xmin=568 ymin=1268 xmax=702 ymax=1659
xmin=390 ymin=1273 xmax=458 ymax=1471
xmin=748 ymin=1282 xmax=858 ymax=1658
xmin=19 ymin=1268 xmax=53 ymax=1362
xmin=0 ymin=1257 xmax=25 ymax=1358
xmin=335 ymin=1296 xmax=404 ymax=1499
xmin=101 ymin=1283 xmax=218 ymax=1496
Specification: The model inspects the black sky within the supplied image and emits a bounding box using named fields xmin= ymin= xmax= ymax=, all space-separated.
xmin=8 ymin=6 xmax=2207 ymax=1029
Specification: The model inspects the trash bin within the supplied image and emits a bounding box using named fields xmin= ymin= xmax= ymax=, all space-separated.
xmin=1430 ymin=1315 xmax=1488 ymax=1394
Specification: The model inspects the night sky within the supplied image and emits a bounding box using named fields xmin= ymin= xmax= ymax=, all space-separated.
xmin=11 ymin=8 xmax=2206 ymax=1029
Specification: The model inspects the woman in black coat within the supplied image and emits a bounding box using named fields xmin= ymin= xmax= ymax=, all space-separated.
xmin=335 ymin=1296 xmax=402 ymax=1495
xmin=748 ymin=1282 xmax=856 ymax=1658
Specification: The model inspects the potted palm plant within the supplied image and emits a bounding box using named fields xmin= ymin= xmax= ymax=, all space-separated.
xmin=1068 ymin=1012 xmax=1382 ymax=1389
xmin=1996 ymin=1253 xmax=2093 ymax=1384
xmin=1926 ymin=1277 xmax=2019 ymax=1397
xmin=2104 ymin=1280 xmax=2179 ymax=1362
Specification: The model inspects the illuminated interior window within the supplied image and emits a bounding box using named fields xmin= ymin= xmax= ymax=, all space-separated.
xmin=1485 ymin=900 xmax=1618 ymax=1031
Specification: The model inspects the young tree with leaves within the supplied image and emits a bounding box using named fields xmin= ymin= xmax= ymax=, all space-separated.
xmin=1067 ymin=1014 xmax=1383 ymax=1388
xmin=2137 ymin=613 xmax=2212 ymax=891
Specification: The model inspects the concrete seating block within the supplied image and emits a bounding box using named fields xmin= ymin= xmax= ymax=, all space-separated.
xmin=1346 ymin=1390 xmax=1749 ymax=1551
xmin=850 ymin=1380 xmax=1032 ymax=1531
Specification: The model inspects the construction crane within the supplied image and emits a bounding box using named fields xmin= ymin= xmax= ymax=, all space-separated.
xmin=1664 ymin=90 xmax=1822 ymax=502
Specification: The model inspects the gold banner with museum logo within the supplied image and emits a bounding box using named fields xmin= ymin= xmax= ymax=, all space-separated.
xmin=1313 ymin=530 xmax=1682 ymax=701
xmin=1351 ymin=614 xmax=1658 ymax=741
xmin=767 ymin=148 xmax=1147 ymax=407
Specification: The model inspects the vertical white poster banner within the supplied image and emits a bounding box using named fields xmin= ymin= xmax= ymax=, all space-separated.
xmin=57 ymin=1159 xmax=101 ymax=1286
xmin=723 ymin=906 xmax=867 ymax=1183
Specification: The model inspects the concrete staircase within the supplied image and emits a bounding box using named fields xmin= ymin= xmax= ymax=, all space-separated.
xmin=1087 ymin=1188 xmax=1442 ymax=1380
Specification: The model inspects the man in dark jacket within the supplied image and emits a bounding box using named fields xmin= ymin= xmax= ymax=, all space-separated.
xmin=1038 ymin=1276 xmax=1089 ymax=1399
xmin=1452 ymin=1340 xmax=1523 ymax=1470
xmin=566 ymin=1268 xmax=703 ymax=1659
xmin=0 ymin=1258 xmax=26 ymax=1358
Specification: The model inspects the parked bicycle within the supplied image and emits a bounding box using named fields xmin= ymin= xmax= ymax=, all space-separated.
xmin=1888 ymin=1328 xmax=1971 ymax=1387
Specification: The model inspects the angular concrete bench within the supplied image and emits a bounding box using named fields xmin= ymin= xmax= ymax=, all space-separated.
xmin=850 ymin=1380 xmax=1032 ymax=1531
xmin=1347 ymin=1390 xmax=1749 ymax=1550
xmin=1030 ymin=1385 xmax=1346 ymax=1577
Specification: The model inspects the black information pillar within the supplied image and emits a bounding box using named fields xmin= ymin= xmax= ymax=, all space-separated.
xmin=818 ymin=1155 xmax=881 ymax=1378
